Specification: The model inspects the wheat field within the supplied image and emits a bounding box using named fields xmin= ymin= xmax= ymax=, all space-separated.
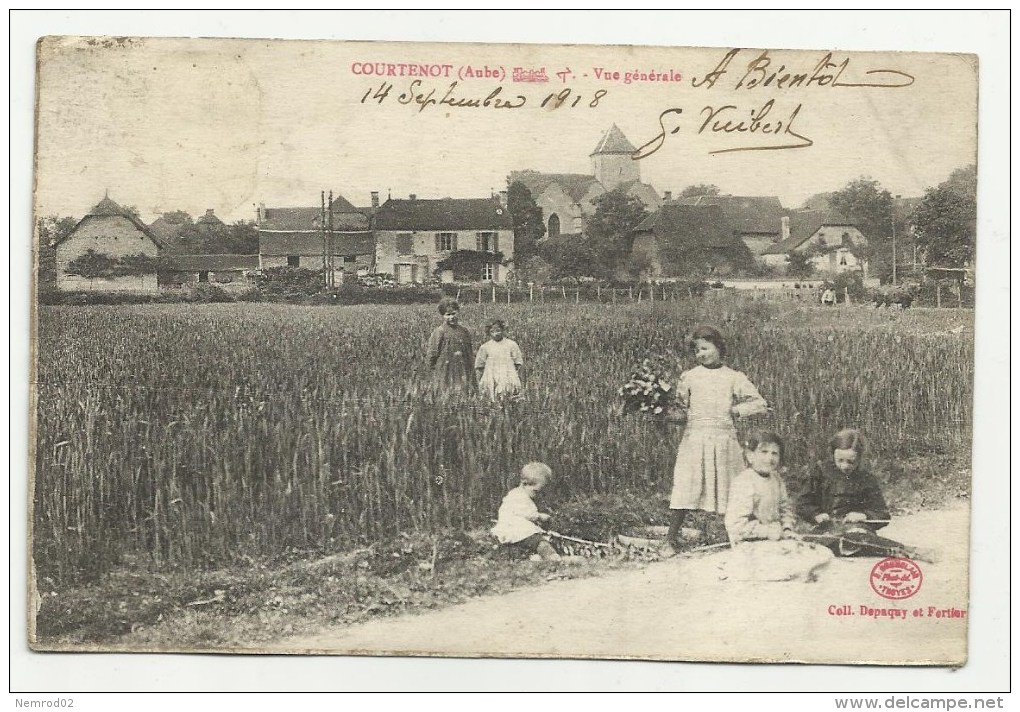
xmin=32 ymin=299 xmax=973 ymax=583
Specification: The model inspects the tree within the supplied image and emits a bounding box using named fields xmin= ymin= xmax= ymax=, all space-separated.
xmin=122 ymin=205 xmax=143 ymax=220
xmin=160 ymin=210 xmax=193 ymax=226
xmin=829 ymin=177 xmax=898 ymax=280
xmin=65 ymin=249 xmax=117 ymax=286
xmin=36 ymin=215 xmax=78 ymax=285
xmin=786 ymin=251 xmax=814 ymax=279
xmin=585 ymin=188 xmax=650 ymax=277
xmin=113 ymin=253 xmax=158 ymax=287
xmin=911 ymin=165 xmax=976 ymax=268
xmin=435 ymin=250 xmax=505 ymax=281
xmin=538 ymin=238 xmax=600 ymax=282
xmin=506 ymin=181 xmax=545 ymax=261
xmin=678 ymin=183 xmax=721 ymax=198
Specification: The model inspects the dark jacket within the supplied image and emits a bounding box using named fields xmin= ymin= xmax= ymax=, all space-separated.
xmin=797 ymin=460 xmax=891 ymax=531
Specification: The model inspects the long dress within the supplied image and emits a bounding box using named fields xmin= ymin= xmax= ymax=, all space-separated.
xmin=475 ymin=338 xmax=523 ymax=401
xmin=426 ymin=322 xmax=474 ymax=393
xmin=670 ymin=364 xmax=767 ymax=514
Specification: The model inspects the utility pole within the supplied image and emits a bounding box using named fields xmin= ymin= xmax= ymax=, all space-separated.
xmin=321 ymin=191 xmax=328 ymax=287
xmin=891 ymin=204 xmax=897 ymax=286
xmin=328 ymin=190 xmax=335 ymax=288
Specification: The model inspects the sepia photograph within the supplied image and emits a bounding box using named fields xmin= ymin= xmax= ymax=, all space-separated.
xmin=14 ymin=9 xmax=1010 ymax=696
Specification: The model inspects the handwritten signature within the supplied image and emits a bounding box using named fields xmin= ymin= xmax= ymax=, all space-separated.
xmin=633 ymin=100 xmax=813 ymax=159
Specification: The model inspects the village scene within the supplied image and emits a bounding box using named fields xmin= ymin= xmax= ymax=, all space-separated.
xmin=41 ymin=123 xmax=972 ymax=308
xmin=29 ymin=36 xmax=978 ymax=665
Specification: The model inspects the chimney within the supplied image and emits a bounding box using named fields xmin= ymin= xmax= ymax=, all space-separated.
xmin=409 ymin=193 xmax=417 ymax=200
xmin=663 ymin=191 xmax=672 ymax=202
xmin=498 ymin=190 xmax=508 ymax=206
xmin=781 ymin=216 xmax=790 ymax=241
xmin=205 ymin=209 xmax=215 ymax=216
xmin=257 ymin=202 xmax=266 ymax=224
xmin=370 ymin=191 xmax=380 ymax=209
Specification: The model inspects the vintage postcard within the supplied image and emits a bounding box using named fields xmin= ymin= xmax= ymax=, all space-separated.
xmin=30 ymin=36 xmax=977 ymax=666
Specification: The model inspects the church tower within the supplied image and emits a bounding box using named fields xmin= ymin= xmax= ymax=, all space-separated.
xmin=590 ymin=124 xmax=640 ymax=191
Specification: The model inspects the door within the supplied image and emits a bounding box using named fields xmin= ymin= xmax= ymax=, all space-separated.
xmin=395 ymin=263 xmax=413 ymax=284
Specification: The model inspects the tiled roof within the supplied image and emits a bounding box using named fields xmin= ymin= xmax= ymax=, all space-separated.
xmin=55 ymin=196 xmax=169 ymax=250
xmin=259 ymin=231 xmax=375 ymax=256
xmin=260 ymin=207 xmax=369 ymax=231
xmin=161 ymin=254 xmax=258 ymax=271
xmin=635 ymin=203 xmax=747 ymax=250
xmin=509 ymin=170 xmax=602 ymax=203
xmin=372 ymin=197 xmax=512 ymax=231
xmin=676 ymin=195 xmax=785 ymax=235
xmin=591 ymin=124 xmax=637 ymax=155
xmin=761 ymin=209 xmax=858 ymax=255
xmin=148 ymin=215 xmax=186 ymax=242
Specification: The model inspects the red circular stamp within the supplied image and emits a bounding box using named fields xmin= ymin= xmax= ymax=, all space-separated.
xmin=870 ymin=557 xmax=923 ymax=600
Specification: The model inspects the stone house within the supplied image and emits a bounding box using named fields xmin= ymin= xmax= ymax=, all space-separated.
xmin=372 ymin=196 xmax=514 ymax=284
xmin=256 ymin=194 xmax=374 ymax=282
xmin=676 ymin=194 xmax=786 ymax=257
xmin=53 ymin=196 xmax=168 ymax=291
xmin=761 ymin=210 xmax=868 ymax=275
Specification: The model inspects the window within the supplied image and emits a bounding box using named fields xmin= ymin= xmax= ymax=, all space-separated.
xmin=436 ymin=232 xmax=455 ymax=251
xmin=396 ymin=233 xmax=414 ymax=256
xmin=548 ymin=214 xmax=561 ymax=238
xmin=839 ymin=252 xmax=848 ymax=266
xmin=198 ymin=271 xmax=209 ymax=283
xmin=476 ymin=231 xmax=498 ymax=252
xmin=481 ymin=263 xmax=495 ymax=282
xmin=287 ymin=255 xmax=300 ymax=267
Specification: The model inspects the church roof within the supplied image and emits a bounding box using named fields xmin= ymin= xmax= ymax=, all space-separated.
xmin=591 ymin=124 xmax=637 ymax=155
xmin=508 ymin=170 xmax=601 ymax=203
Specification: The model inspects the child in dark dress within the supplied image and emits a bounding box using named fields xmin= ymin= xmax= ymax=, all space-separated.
xmin=797 ymin=429 xmax=935 ymax=562
xmin=426 ymin=298 xmax=475 ymax=395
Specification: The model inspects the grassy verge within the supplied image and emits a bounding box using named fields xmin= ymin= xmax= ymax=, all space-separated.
xmin=33 ymin=453 xmax=969 ymax=650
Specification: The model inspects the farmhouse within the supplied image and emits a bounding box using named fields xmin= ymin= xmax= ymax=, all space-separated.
xmin=257 ymin=194 xmax=374 ymax=281
xmin=54 ymin=195 xmax=168 ymax=291
xmin=675 ymin=194 xmax=786 ymax=257
xmin=629 ymin=203 xmax=755 ymax=278
xmin=761 ymin=209 xmax=867 ymax=275
xmin=509 ymin=124 xmax=662 ymax=238
xmin=373 ymin=196 xmax=514 ymax=284
xmin=160 ymin=254 xmax=259 ymax=290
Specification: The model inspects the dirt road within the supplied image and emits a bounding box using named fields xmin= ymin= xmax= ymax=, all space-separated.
xmin=275 ymin=505 xmax=969 ymax=664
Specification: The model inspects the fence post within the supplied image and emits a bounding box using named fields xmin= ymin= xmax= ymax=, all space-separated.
xmin=612 ymin=287 xmax=617 ymax=303
xmin=492 ymin=285 xmax=496 ymax=303
xmin=478 ymin=288 xmax=481 ymax=304
xmin=936 ymin=282 xmax=941 ymax=308
xmin=529 ymin=284 xmax=533 ymax=302
xmin=575 ymin=288 xmax=579 ymax=304
xmin=456 ymin=288 xmax=461 ymax=302
xmin=507 ymin=287 xmax=511 ymax=305
xmin=629 ymin=286 xmax=633 ymax=300
xmin=561 ymin=286 xmax=567 ymax=300
xmin=637 ymin=289 xmax=642 ymax=303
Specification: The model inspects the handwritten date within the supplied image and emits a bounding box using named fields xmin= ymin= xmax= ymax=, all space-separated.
xmin=361 ymin=81 xmax=607 ymax=114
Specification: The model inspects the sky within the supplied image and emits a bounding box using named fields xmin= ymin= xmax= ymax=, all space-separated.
xmin=33 ymin=33 xmax=978 ymax=224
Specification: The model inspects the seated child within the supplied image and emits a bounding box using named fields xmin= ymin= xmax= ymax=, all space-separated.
xmin=722 ymin=430 xmax=833 ymax=582
xmin=491 ymin=462 xmax=560 ymax=561
xmin=797 ymin=428 xmax=934 ymax=562
xmin=724 ymin=430 xmax=800 ymax=543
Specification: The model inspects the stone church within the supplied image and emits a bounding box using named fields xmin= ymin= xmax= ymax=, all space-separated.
xmin=508 ymin=124 xmax=662 ymax=239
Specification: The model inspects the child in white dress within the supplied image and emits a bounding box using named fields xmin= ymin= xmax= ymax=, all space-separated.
xmin=664 ymin=325 xmax=768 ymax=556
xmin=475 ymin=319 xmax=524 ymax=402
xmin=491 ymin=462 xmax=560 ymax=560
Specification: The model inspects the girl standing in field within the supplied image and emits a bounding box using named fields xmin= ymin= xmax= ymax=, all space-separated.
xmin=664 ymin=325 xmax=769 ymax=556
xmin=475 ymin=318 xmax=524 ymax=402
xmin=426 ymin=297 xmax=475 ymax=395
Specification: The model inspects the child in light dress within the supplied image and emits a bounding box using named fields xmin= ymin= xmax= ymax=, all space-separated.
xmin=722 ymin=430 xmax=833 ymax=582
xmin=491 ymin=462 xmax=560 ymax=561
xmin=475 ymin=318 xmax=524 ymax=402
xmin=724 ymin=430 xmax=800 ymax=543
xmin=663 ymin=326 xmax=768 ymax=555
xmin=797 ymin=428 xmax=935 ymax=562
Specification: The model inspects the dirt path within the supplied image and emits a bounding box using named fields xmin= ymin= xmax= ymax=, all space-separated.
xmin=274 ymin=505 xmax=970 ymax=664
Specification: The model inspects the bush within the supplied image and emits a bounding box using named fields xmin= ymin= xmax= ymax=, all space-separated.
xmin=822 ymin=272 xmax=867 ymax=304
xmin=188 ymin=284 xmax=234 ymax=303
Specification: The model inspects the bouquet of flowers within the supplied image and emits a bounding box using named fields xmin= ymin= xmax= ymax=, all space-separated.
xmin=618 ymin=356 xmax=685 ymax=422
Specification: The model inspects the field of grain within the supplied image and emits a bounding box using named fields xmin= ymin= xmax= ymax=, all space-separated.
xmin=32 ymin=299 xmax=974 ymax=584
